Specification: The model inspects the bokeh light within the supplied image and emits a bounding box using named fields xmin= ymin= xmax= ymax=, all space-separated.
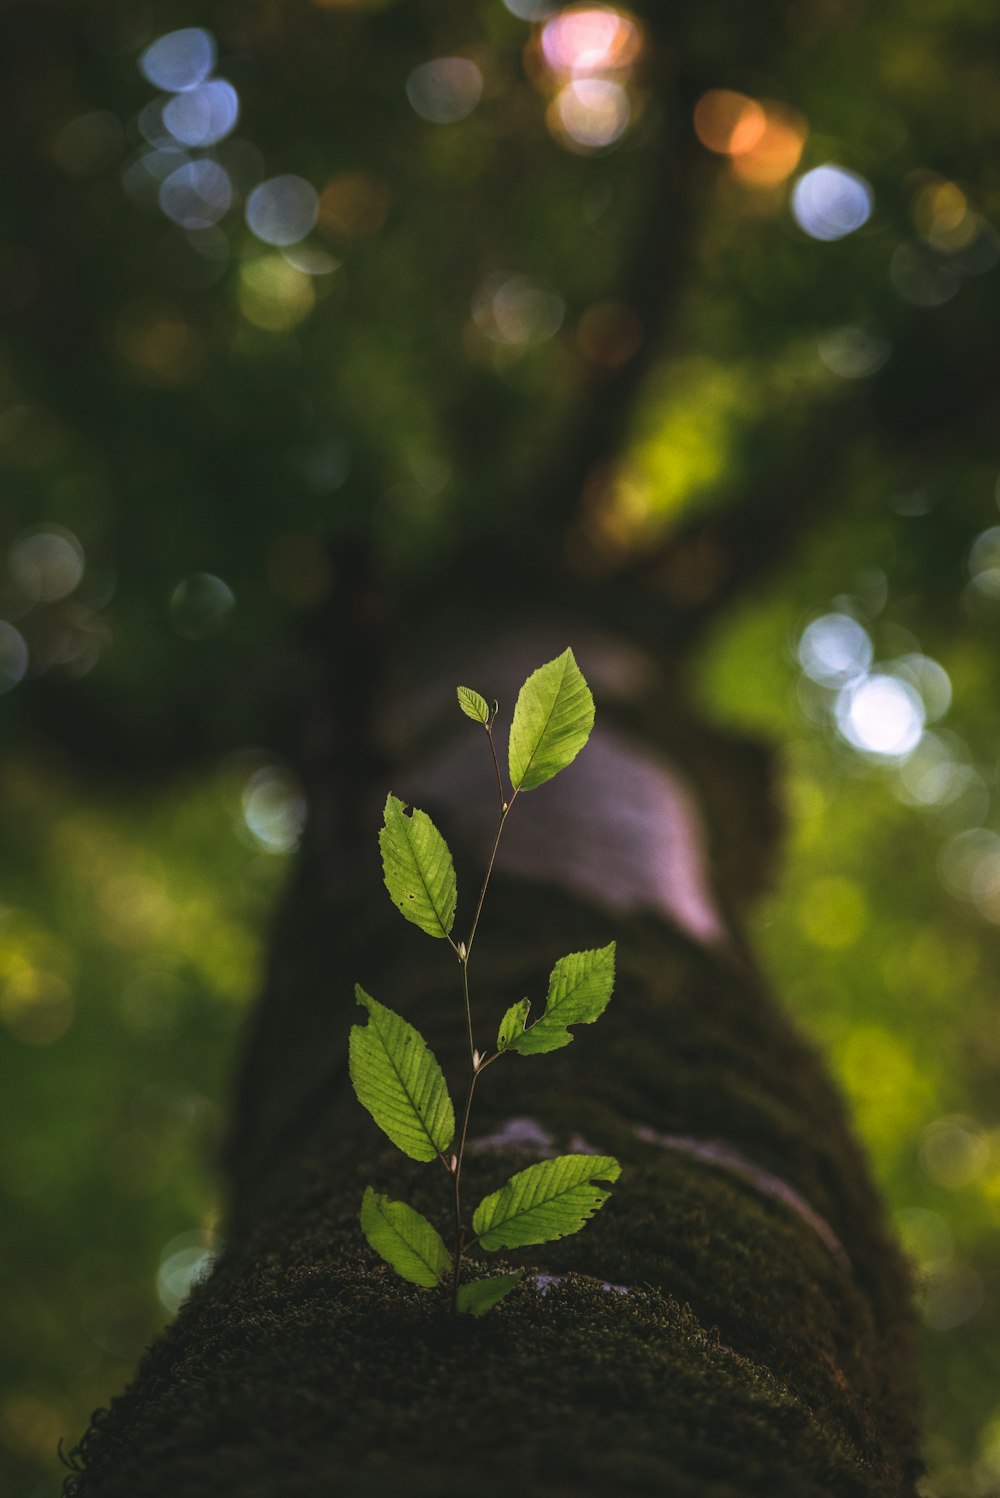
xmin=967 ymin=526 xmax=1000 ymax=598
xmin=246 ymin=176 xmax=319 ymax=247
xmin=693 ymin=90 xmax=767 ymax=157
xmin=159 ymin=160 xmax=233 ymax=231
xmin=282 ymin=245 xmax=340 ymax=276
xmin=239 ymin=255 xmax=316 ymax=331
xmin=817 ymin=325 xmax=890 ymax=379
xmin=9 ymin=527 xmax=84 ymax=603
xmin=896 ymin=733 xmax=976 ymax=809
xmin=892 ymin=654 xmax=952 ymax=722
xmin=798 ymin=612 xmax=873 ymax=686
xmin=550 ymin=79 xmax=630 ymax=150
xmin=532 ymin=7 xmax=643 ymax=154
xmin=540 ymin=6 xmax=642 ymax=75
xmin=162 ymin=80 xmax=240 ymax=147
xmin=727 ymin=101 xmax=807 ymax=186
xmin=504 ymin=0 xmax=555 ymax=16
xmin=937 ymin=829 xmax=1000 ymax=924
xmin=240 ymin=766 xmax=307 ymax=854
xmin=472 ymin=274 xmax=565 ymax=346
xmin=169 ymin=574 xmax=235 ymax=639
xmin=889 ymin=242 xmax=960 ymax=307
xmin=919 ymin=1116 xmax=990 ymax=1189
xmin=157 ymin=1230 xmax=218 ymax=1315
xmin=835 ymin=673 xmax=925 ymax=758
xmin=792 ymin=165 xmax=874 ymax=241
xmin=0 ymin=621 xmax=29 ymax=692
xmin=0 ymin=969 xmax=74 ymax=1045
xmin=913 ymin=180 xmax=979 ymax=254
xmin=139 ymin=30 xmax=217 ymax=93
xmin=115 ymin=299 xmax=205 ymax=386
xmin=405 ymin=58 xmax=483 ymax=124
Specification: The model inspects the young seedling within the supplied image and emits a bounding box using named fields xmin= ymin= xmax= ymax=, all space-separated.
xmin=349 ymin=649 xmax=620 ymax=1316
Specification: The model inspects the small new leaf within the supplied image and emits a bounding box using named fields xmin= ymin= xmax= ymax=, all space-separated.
xmin=360 ymin=1187 xmax=451 ymax=1288
xmin=457 ymin=686 xmax=491 ymax=725
xmin=511 ymin=943 xmax=615 ymax=1055
xmin=473 ymin=1154 xmax=621 ymax=1251
xmin=497 ymin=998 xmax=530 ymax=1052
xmin=379 ymin=794 xmax=457 ymax=939
xmin=349 ymin=987 xmax=456 ymax=1161
xmin=508 ymin=649 xmax=595 ymax=792
xmin=456 ymin=1271 xmax=524 ymax=1317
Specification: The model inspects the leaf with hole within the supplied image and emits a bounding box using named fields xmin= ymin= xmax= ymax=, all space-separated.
xmin=456 ymin=1271 xmax=524 ymax=1316
xmin=497 ymin=998 xmax=530 ymax=1052
xmin=457 ymin=686 xmax=490 ymax=724
xmin=379 ymin=793 xmax=457 ymax=939
xmin=508 ymin=648 xmax=595 ymax=793
xmin=349 ymin=987 xmax=455 ymax=1161
xmin=473 ymin=1154 xmax=621 ymax=1250
xmin=360 ymin=1187 xmax=451 ymax=1288
xmin=511 ymin=943 xmax=615 ymax=1055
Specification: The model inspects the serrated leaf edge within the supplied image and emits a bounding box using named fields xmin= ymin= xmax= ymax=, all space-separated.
xmin=360 ymin=1186 xmax=451 ymax=1288
xmin=511 ymin=942 xmax=615 ymax=1054
xmin=508 ymin=648 xmax=594 ymax=793
xmin=380 ymin=794 xmax=457 ymax=939
xmin=457 ymin=686 xmax=490 ymax=724
xmin=353 ymin=986 xmax=455 ymax=1159
xmin=473 ymin=1154 xmax=622 ymax=1250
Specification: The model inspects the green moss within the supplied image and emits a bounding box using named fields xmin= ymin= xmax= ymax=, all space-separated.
xmin=66 ymin=879 xmax=921 ymax=1496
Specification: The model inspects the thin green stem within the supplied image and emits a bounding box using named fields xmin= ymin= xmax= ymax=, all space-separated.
xmin=450 ymin=1053 xmax=481 ymax=1311
xmin=485 ymin=724 xmax=506 ymax=815
xmin=461 ymin=956 xmax=475 ymax=1082
xmin=450 ymin=770 xmax=520 ymax=1310
xmin=466 ymin=790 xmax=517 ymax=964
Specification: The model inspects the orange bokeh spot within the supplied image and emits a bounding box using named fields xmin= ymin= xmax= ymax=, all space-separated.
xmin=728 ymin=102 xmax=807 ymax=186
xmin=693 ymin=90 xmax=766 ymax=157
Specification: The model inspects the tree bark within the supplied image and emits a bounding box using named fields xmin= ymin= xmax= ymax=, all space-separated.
xmin=62 ymin=624 xmax=923 ymax=1497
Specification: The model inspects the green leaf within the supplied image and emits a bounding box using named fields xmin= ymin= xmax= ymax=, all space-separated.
xmin=379 ymin=793 xmax=457 ymax=939
xmin=473 ymin=1154 xmax=621 ymax=1251
xmin=511 ymin=943 xmax=615 ymax=1055
xmin=360 ymin=1187 xmax=451 ymax=1288
xmin=497 ymin=998 xmax=530 ymax=1052
xmin=508 ymin=649 xmax=595 ymax=793
xmin=456 ymin=1272 xmax=524 ymax=1316
xmin=457 ymin=686 xmax=490 ymax=724
xmin=349 ymin=987 xmax=456 ymax=1161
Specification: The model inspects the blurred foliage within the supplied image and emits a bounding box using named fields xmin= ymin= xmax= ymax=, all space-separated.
xmin=2 ymin=1 xmax=1000 ymax=1495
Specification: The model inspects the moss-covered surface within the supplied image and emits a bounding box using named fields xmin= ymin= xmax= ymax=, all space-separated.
xmin=65 ymin=871 xmax=922 ymax=1496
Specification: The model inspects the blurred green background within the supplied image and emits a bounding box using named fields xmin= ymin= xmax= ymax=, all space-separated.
xmin=1 ymin=2 xmax=999 ymax=1494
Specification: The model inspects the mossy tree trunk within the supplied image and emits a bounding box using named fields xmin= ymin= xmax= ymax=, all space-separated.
xmin=63 ymin=621 xmax=923 ymax=1498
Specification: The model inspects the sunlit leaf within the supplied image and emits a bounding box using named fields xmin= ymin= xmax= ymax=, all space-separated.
xmin=379 ymin=793 xmax=457 ymax=939
xmin=349 ymin=986 xmax=455 ymax=1160
xmin=473 ymin=1154 xmax=621 ymax=1250
xmin=508 ymin=649 xmax=595 ymax=792
xmin=497 ymin=998 xmax=530 ymax=1051
xmin=360 ymin=1187 xmax=451 ymax=1288
xmin=457 ymin=686 xmax=490 ymax=724
xmin=511 ymin=943 xmax=615 ymax=1054
xmin=456 ymin=1271 xmax=524 ymax=1316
